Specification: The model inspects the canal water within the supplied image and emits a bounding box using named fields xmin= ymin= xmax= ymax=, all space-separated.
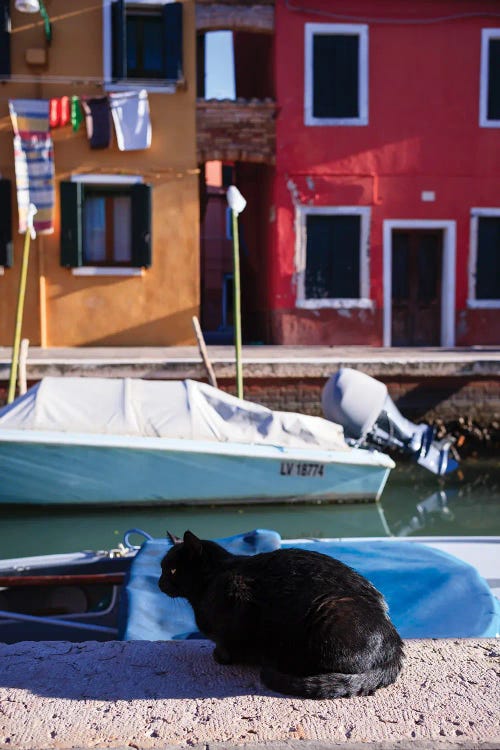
xmin=1 ymin=456 xmax=499 ymax=560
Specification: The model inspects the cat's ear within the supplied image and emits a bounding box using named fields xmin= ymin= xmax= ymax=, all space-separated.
xmin=183 ymin=530 xmax=203 ymax=557
xmin=167 ymin=531 xmax=182 ymax=546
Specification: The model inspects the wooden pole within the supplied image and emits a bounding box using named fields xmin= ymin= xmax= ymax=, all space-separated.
xmin=231 ymin=208 xmax=243 ymax=399
xmin=7 ymin=208 xmax=36 ymax=404
xmin=18 ymin=338 xmax=29 ymax=396
xmin=192 ymin=315 xmax=217 ymax=388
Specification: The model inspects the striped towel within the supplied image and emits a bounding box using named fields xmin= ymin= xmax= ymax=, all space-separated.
xmin=9 ymin=99 xmax=55 ymax=234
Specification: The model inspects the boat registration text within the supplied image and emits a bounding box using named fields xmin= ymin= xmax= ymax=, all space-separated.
xmin=280 ymin=461 xmax=325 ymax=477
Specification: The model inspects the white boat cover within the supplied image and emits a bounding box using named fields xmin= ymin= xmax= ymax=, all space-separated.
xmin=0 ymin=377 xmax=349 ymax=451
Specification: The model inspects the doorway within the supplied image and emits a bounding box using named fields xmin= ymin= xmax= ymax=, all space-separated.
xmin=383 ymin=220 xmax=456 ymax=347
xmin=199 ymin=162 xmax=235 ymax=344
xmin=391 ymin=229 xmax=442 ymax=345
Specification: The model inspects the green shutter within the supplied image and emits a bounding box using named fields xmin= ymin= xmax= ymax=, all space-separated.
xmin=0 ymin=179 xmax=12 ymax=267
xmin=111 ymin=0 xmax=126 ymax=81
xmin=162 ymin=2 xmax=183 ymax=81
xmin=131 ymin=183 xmax=152 ymax=268
xmin=60 ymin=181 xmax=84 ymax=267
xmin=0 ymin=0 xmax=10 ymax=78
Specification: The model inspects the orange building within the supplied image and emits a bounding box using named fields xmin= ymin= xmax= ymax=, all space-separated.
xmin=0 ymin=0 xmax=199 ymax=346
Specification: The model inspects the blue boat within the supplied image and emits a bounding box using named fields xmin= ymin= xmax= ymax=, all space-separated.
xmin=0 ymin=377 xmax=394 ymax=505
xmin=0 ymin=530 xmax=498 ymax=644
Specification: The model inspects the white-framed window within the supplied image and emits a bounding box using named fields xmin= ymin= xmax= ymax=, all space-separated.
xmin=295 ymin=205 xmax=372 ymax=308
xmin=304 ymin=23 xmax=368 ymax=126
xmin=60 ymin=174 xmax=151 ymax=276
xmin=468 ymin=208 xmax=500 ymax=308
xmin=480 ymin=28 xmax=500 ymax=127
xmin=102 ymin=0 xmax=183 ymax=93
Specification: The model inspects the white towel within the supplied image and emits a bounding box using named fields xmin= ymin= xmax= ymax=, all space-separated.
xmin=109 ymin=89 xmax=152 ymax=151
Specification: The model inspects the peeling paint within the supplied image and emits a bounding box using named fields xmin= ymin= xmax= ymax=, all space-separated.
xmin=286 ymin=178 xmax=301 ymax=206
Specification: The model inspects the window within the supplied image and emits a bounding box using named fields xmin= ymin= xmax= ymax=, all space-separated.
xmin=480 ymin=29 xmax=500 ymax=127
xmin=305 ymin=23 xmax=368 ymax=126
xmin=468 ymin=209 xmax=500 ymax=307
xmin=0 ymin=179 xmax=13 ymax=268
xmin=295 ymin=206 xmax=372 ymax=308
xmin=0 ymin=0 xmax=10 ymax=78
xmin=60 ymin=177 xmax=152 ymax=272
xmin=105 ymin=0 xmax=183 ymax=89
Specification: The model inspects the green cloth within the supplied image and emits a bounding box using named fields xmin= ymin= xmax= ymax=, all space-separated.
xmin=71 ymin=96 xmax=83 ymax=132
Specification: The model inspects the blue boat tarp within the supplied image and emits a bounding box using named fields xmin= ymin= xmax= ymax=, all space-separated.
xmin=122 ymin=531 xmax=500 ymax=641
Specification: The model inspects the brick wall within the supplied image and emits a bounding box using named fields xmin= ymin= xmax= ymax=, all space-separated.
xmin=215 ymin=376 xmax=500 ymax=450
xmin=196 ymin=3 xmax=274 ymax=32
xmin=197 ymin=99 xmax=277 ymax=163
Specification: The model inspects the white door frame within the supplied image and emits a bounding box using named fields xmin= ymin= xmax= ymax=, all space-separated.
xmin=383 ymin=220 xmax=456 ymax=347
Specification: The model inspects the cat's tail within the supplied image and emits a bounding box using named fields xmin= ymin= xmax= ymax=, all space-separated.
xmin=261 ymin=660 xmax=402 ymax=699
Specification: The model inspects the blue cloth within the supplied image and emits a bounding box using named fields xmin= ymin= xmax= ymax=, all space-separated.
xmin=121 ymin=529 xmax=281 ymax=640
xmin=282 ymin=539 xmax=500 ymax=639
xmin=122 ymin=532 xmax=500 ymax=641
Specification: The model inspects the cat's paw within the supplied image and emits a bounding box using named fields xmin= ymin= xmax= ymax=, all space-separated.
xmin=213 ymin=645 xmax=232 ymax=665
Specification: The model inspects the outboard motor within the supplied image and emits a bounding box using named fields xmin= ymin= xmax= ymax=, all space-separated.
xmin=322 ymin=368 xmax=458 ymax=476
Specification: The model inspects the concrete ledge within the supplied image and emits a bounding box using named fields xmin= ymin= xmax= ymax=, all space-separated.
xmin=0 ymin=640 xmax=498 ymax=749
xmin=0 ymin=346 xmax=499 ymax=381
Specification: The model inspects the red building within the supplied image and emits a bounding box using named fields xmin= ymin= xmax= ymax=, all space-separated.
xmin=266 ymin=0 xmax=500 ymax=346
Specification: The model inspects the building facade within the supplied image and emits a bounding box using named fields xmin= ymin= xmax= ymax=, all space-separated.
xmin=0 ymin=0 xmax=199 ymax=347
xmin=269 ymin=0 xmax=500 ymax=346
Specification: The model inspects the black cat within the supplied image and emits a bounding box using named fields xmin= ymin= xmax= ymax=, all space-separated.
xmin=158 ymin=530 xmax=404 ymax=699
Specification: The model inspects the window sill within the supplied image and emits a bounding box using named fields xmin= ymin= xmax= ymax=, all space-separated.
xmin=304 ymin=117 xmax=368 ymax=127
xmin=296 ymin=298 xmax=374 ymax=310
xmin=71 ymin=267 xmax=145 ymax=277
xmin=467 ymin=299 xmax=500 ymax=309
xmin=104 ymin=81 xmax=177 ymax=94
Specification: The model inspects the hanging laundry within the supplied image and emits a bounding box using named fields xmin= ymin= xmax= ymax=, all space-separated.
xmin=109 ymin=89 xmax=152 ymax=151
xmin=60 ymin=96 xmax=70 ymax=127
xmin=82 ymin=96 xmax=111 ymax=149
xmin=9 ymin=98 xmax=50 ymax=138
xmin=49 ymin=97 xmax=60 ymax=128
xmin=71 ymin=95 xmax=83 ymax=132
xmin=9 ymin=99 xmax=55 ymax=235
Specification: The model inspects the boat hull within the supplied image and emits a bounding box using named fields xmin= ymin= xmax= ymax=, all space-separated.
xmin=0 ymin=430 xmax=393 ymax=505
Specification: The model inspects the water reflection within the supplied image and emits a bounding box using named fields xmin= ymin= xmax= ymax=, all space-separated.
xmin=0 ymin=457 xmax=498 ymax=560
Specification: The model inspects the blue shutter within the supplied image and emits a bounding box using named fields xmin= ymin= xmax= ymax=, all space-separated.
xmin=0 ymin=179 xmax=12 ymax=267
xmin=60 ymin=181 xmax=84 ymax=267
xmin=111 ymin=0 xmax=126 ymax=81
xmin=131 ymin=184 xmax=152 ymax=268
xmin=162 ymin=2 xmax=183 ymax=81
xmin=0 ymin=0 xmax=10 ymax=77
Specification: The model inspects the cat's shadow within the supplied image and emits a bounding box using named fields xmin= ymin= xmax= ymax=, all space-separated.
xmin=0 ymin=641 xmax=278 ymax=701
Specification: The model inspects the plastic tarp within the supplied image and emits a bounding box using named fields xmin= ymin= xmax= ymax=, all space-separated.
xmin=0 ymin=376 xmax=348 ymax=451
xmin=122 ymin=531 xmax=500 ymax=641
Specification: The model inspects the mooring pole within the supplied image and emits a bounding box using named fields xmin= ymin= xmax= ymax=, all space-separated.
xmin=226 ymin=186 xmax=246 ymax=400
xmin=8 ymin=204 xmax=37 ymax=404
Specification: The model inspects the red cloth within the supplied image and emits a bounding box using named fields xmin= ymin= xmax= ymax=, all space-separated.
xmin=60 ymin=96 xmax=70 ymax=127
xmin=49 ymin=98 xmax=60 ymax=128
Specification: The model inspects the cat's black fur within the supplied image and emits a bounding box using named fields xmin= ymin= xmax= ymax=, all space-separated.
xmin=158 ymin=530 xmax=404 ymax=699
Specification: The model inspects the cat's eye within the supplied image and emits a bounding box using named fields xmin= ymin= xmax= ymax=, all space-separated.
xmin=170 ymin=568 xmax=176 ymax=575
